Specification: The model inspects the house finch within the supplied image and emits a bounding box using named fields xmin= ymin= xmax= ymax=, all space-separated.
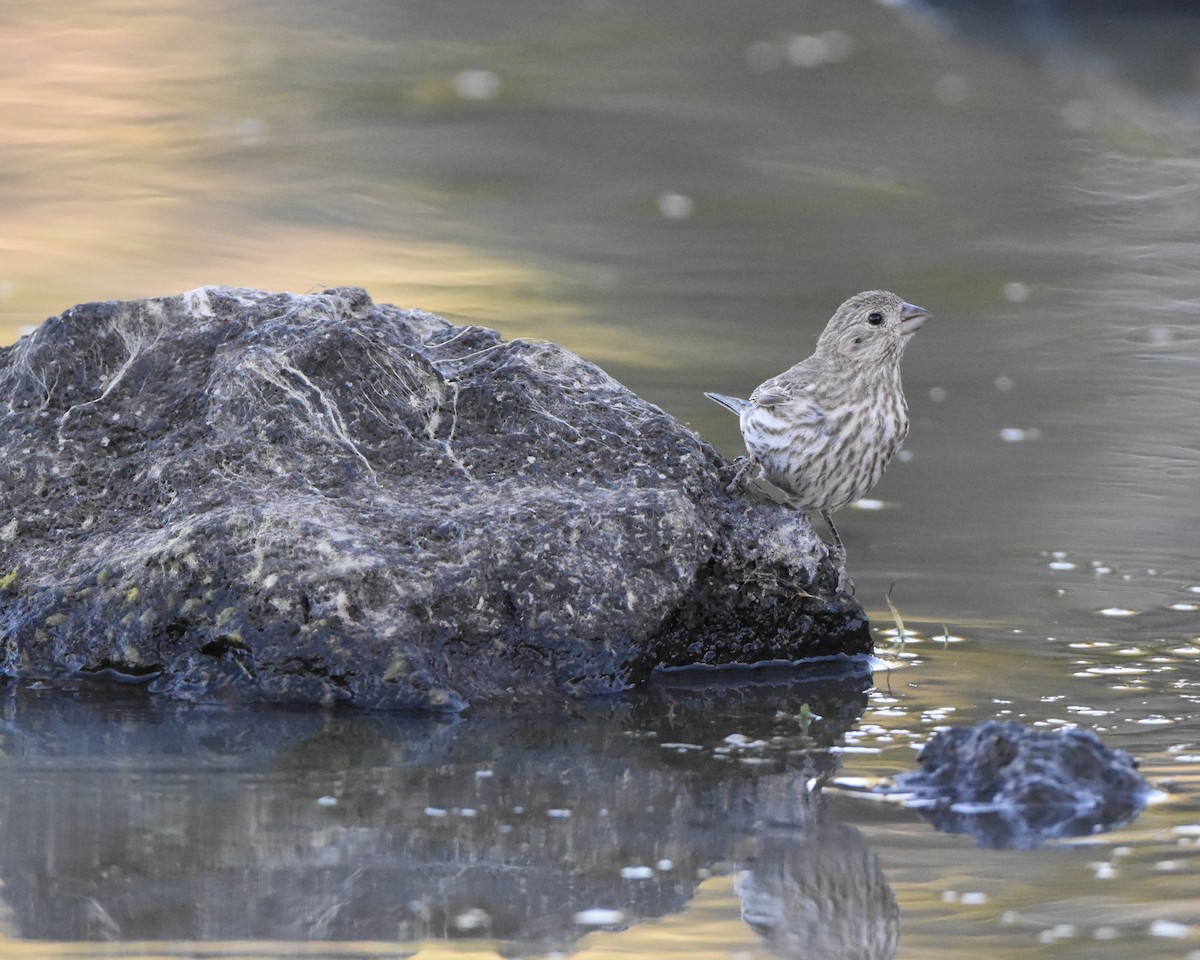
xmin=706 ymin=290 xmax=930 ymax=593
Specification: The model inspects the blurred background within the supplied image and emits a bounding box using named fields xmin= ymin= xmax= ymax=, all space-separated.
xmin=2 ymin=2 xmax=1200 ymax=956
xmin=3 ymin=0 xmax=1199 ymax=626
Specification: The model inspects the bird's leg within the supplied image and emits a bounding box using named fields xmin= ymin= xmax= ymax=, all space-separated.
xmin=822 ymin=510 xmax=852 ymax=595
xmin=725 ymin=455 xmax=758 ymax=494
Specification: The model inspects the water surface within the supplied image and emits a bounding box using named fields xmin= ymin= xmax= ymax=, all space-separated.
xmin=1 ymin=1 xmax=1199 ymax=957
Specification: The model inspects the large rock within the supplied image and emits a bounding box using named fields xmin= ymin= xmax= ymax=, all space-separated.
xmin=0 ymin=287 xmax=869 ymax=710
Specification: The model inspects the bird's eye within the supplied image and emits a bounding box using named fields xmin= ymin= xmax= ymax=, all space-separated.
xmin=867 ymin=312 xmax=885 ymax=326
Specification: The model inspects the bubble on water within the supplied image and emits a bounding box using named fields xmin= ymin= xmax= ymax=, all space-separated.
xmin=959 ymin=891 xmax=987 ymax=905
xmin=1098 ymin=607 xmax=1138 ymax=617
xmin=453 ymin=907 xmax=490 ymax=931
xmin=1172 ymin=603 xmax=1200 ymax=611
xmin=852 ymin=498 xmax=886 ymax=511
xmin=1000 ymin=427 xmax=1040 ymax=442
xmin=454 ymin=69 xmax=501 ymax=101
xmin=1078 ymin=665 xmax=1147 ymax=677
xmin=1002 ymin=281 xmax=1030 ymax=303
xmin=995 ymin=375 xmax=1014 ymax=392
xmin=316 ymin=795 xmax=337 ymax=807
xmin=1149 ymin=918 xmax=1192 ymax=939
xmin=575 ymin=908 xmax=626 ymax=926
xmin=785 ymin=31 xmax=854 ymax=68
xmin=1039 ymin=924 xmax=1077 ymax=943
xmin=723 ymin=733 xmax=767 ymax=748
xmin=1049 ymin=561 xmax=1076 ymax=571
xmin=657 ymin=192 xmax=695 ymax=220
xmin=928 ymin=386 xmax=947 ymax=402
xmin=787 ymin=35 xmax=826 ymax=68
xmin=621 ymin=865 xmax=654 ymax=880
xmin=424 ymin=807 xmax=447 ymax=817
xmin=547 ymin=808 xmax=572 ymax=818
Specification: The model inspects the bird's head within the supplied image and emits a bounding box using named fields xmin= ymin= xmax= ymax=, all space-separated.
xmin=816 ymin=290 xmax=930 ymax=367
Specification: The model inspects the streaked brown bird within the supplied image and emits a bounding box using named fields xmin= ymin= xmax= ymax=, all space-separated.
xmin=706 ymin=290 xmax=930 ymax=592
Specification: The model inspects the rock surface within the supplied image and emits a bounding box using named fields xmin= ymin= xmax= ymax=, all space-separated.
xmin=0 ymin=287 xmax=869 ymax=710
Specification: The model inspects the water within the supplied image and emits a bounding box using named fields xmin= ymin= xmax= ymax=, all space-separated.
xmin=2 ymin=1 xmax=1200 ymax=956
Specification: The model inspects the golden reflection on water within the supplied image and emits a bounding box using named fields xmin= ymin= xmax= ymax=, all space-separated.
xmin=568 ymin=876 xmax=762 ymax=960
xmin=0 ymin=1 xmax=667 ymax=367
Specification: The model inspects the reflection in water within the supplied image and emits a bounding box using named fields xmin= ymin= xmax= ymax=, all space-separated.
xmin=885 ymin=721 xmax=1150 ymax=850
xmin=735 ymin=782 xmax=898 ymax=960
xmin=0 ymin=671 xmax=873 ymax=949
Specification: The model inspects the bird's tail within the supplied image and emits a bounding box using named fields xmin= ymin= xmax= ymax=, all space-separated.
xmin=704 ymin=392 xmax=750 ymax=416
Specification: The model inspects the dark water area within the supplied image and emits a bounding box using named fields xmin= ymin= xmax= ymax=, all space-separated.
xmin=2 ymin=0 xmax=1200 ymax=956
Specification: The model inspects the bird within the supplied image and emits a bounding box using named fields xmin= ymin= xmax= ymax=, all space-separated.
xmin=705 ymin=290 xmax=929 ymax=593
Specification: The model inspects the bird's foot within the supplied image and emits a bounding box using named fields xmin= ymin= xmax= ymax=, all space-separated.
xmin=836 ymin=563 xmax=855 ymax=597
xmin=830 ymin=546 xmax=854 ymax=596
xmin=724 ymin=456 xmax=757 ymax=494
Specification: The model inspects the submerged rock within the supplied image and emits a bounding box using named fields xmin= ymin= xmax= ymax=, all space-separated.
xmin=0 ymin=287 xmax=869 ymax=710
xmin=882 ymin=720 xmax=1150 ymax=848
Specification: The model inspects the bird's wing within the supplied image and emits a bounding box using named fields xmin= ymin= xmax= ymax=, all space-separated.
xmin=749 ymin=366 xmax=828 ymax=427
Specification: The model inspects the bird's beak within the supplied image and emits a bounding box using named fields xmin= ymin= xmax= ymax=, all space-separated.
xmin=899 ymin=302 xmax=930 ymax=336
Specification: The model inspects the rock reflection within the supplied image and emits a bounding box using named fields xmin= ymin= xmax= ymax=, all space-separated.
xmin=884 ymin=721 xmax=1150 ymax=850
xmin=0 ymin=667 xmax=873 ymax=950
xmin=735 ymin=780 xmax=899 ymax=960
